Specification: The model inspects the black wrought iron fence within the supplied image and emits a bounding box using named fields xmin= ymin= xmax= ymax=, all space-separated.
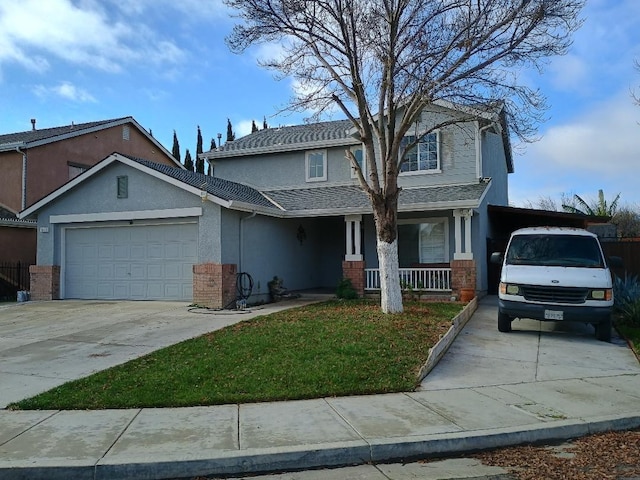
xmin=0 ymin=261 xmax=31 ymax=301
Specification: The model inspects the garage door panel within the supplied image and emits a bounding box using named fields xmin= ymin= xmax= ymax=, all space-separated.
xmin=65 ymin=223 xmax=197 ymax=300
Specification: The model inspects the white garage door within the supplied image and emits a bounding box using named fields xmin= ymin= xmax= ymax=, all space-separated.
xmin=64 ymin=223 xmax=198 ymax=300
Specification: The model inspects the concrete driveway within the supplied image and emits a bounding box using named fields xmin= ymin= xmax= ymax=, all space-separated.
xmin=0 ymin=298 xmax=324 ymax=408
xmin=421 ymin=295 xmax=640 ymax=390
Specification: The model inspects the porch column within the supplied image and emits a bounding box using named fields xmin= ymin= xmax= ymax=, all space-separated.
xmin=343 ymin=214 xmax=364 ymax=296
xmin=193 ymin=263 xmax=237 ymax=309
xmin=344 ymin=214 xmax=362 ymax=261
xmin=29 ymin=265 xmax=60 ymax=300
xmin=453 ymin=209 xmax=474 ymax=260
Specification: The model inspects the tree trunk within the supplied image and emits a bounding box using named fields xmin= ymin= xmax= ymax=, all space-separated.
xmin=377 ymin=238 xmax=403 ymax=313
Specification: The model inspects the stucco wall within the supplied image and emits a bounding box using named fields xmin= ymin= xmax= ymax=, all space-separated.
xmin=221 ymin=212 xmax=344 ymax=303
xmin=3 ymin=124 xmax=176 ymax=213
xmin=215 ymin=119 xmax=480 ymax=190
xmin=34 ymin=162 xmax=218 ymax=265
xmin=0 ymin=151 xmax=24 ymax=213
xmin=0 ymin=225 xmax=36 ymax=264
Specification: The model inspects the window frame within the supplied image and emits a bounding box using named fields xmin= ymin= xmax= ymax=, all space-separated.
xmin=399 ymin=130 xmax=441 ymax=175
xmin=305 ymin=149 xmax=327 ymax=182
xmin=398 ymin=217 xmax=449 ymax=264
xmin=117 ymin=175 xmax=128 ymax=199
xmin=350 ymin=144 xmax=366 ymax=179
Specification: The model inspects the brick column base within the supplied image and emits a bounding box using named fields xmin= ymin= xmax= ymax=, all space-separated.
xmin=29 ymin=265 xmax=60 ymax=300
xmin=193 ymin=263 xmax=237 ymax=309
xmin=451 ymin=259 xmax=476 ymax=298
xmin=342 ymin=260 xmax=365 ymax=297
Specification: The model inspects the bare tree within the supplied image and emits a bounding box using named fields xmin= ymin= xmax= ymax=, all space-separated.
xmin=225 ymin=0 xmax=584 ymax=313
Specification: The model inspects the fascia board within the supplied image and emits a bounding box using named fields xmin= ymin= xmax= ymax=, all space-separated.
xmin=0 ymin=141 xmax=27 ymax=152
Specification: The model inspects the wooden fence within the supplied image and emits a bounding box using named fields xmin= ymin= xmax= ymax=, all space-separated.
xmin=601 ymin=240 xmax=640 ymax=278
xmin=0 ymin=261 xmax=30 ymax=301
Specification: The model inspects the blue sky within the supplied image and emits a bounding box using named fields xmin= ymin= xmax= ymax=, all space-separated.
xmin=1 ymin=0 xmax=639 ymax=209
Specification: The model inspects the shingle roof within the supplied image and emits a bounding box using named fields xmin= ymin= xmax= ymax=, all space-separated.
xmin=130 ymin=158 xmax=279 ymax=210
xmin=0 ymin=118 xmax=130 ymax=146
xmin=205 ymin=120 xmax=358 ymax=158
xmin=0 ymin=206 xmax=17 ymax=219
xmin=264 ymin=182 xmax=489 ymax=213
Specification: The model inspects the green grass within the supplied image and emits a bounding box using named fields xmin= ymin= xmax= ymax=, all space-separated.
xmin=617 ymin=324 xmax=640 ymax=356
xmin=9 ymin=300 xmax=462 ymax=410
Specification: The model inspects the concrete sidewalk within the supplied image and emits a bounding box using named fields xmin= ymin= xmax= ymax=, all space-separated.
xmin=1 ymin=297 xmax=639 ymax=480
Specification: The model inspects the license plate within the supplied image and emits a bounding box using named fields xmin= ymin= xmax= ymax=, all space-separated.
xmin=544 ymin=309 xmax=563 ymax=320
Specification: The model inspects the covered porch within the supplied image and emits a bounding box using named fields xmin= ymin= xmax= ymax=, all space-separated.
xmin=342 ymin=209 xmax=477 ymax=299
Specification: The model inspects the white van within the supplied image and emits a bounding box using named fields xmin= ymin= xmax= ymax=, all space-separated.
xmin=491 ymin=227 xmax=619 ymax=342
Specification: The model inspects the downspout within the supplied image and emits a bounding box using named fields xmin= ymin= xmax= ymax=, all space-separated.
xmin=16 ymin=145 xmax=27 ymax=210
xmin=239 ymin=211 xmax=257 ymax=273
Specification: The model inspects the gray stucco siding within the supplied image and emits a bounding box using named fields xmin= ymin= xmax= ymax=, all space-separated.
xmin=233 ymin=215 xmax=344 ymax=302
xmin=34 ymin=162 xmax=219 ymax=265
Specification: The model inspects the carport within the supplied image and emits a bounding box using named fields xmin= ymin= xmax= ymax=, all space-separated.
xmin=486 ymin=205 xmax=611 ymax=293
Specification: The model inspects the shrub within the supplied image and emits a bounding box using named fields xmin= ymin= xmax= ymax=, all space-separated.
xmin=336 ymin=278 xmax=358 ymax=300
xmin=613 ymin=273 xmax=640 ymax=327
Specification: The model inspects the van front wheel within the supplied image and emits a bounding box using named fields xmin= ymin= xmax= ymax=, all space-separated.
xmin=498 ymin=311 xmax=512 ymax=332
xmin=594 ymin=318 xmax=612 ymax=342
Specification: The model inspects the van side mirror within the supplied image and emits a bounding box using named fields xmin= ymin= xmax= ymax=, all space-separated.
xmin=608 ymin=256 xmax=623 ymax=268
xmin=490 ymin=252 xmax=504 ymax=264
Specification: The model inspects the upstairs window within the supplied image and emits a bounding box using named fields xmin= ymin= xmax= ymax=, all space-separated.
xmin=400 ymin=132 xmax=440 ymax=174
xmin=68 ymin=162 xmax=88 ymax=180
xmin=306 ymin=150 xmax=327 ymax=182
xmin=350 ymin=145 xmax=366 ymax=179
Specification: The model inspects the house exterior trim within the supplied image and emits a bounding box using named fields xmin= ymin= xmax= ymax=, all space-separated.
xmin=49 ymin=207 xmax=203 ymax=224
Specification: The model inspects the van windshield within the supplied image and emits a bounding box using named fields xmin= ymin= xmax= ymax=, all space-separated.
xmin=506 ymin=234 xmax=604 ymax=268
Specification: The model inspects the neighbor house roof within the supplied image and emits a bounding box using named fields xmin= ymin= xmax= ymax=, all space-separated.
xmin=19 ymin=153 xmax=491 ymax=220
xmin=0 ymin=204 xmax=35 ymax=227
xmin=0 ymin=117 xmax=182 ymax=168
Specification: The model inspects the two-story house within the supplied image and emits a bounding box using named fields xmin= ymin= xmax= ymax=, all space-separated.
xmin=19 ymin=103 xmax=512 ymax=305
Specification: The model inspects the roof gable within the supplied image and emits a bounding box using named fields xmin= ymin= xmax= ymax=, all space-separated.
xmin=0 ymin=117 xmax=182 ymax=168
xmin=18 ymin=153 xmax=279 ymax=219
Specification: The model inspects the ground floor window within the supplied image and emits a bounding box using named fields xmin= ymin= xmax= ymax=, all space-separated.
xmin=398 ymin=217 xmax=449 ymax=265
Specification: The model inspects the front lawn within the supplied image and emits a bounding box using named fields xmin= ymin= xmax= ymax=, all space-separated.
xmin=10 ymin=300 xmax=463 ymax=410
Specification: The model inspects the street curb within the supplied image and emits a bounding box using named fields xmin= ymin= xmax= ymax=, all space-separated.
xmin=4 ymin=414 xmax=639 ymax=480
xmin=418 ymin=296 xmax=478 ymax=381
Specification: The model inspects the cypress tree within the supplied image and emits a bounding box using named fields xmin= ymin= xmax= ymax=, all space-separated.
xmin=195 ymin=126 xmax=204 ymax=174
xmin=262 ymin=116 xmax=268 ymax=129
xmin=226 ymin=118 xmax=235 ymax=142
xmin=210 ymin=138 xmax=216 ymax=150
xmin=184 ymin=149 xmax=194 ymax=172
xmin=172 ymin=130 xmax=181 ymax=163
xmin=251 ymin=120 xmax=258 ymax=133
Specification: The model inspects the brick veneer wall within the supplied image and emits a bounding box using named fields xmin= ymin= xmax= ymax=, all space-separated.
xmin=451 ymin=259 xmax=476 ymax=296
xmin=342 ymin=260 xmax=365 ymax=296
xmin=193 ymin=263 xmax=237 ymax=309
xmin=29 ymin=265 xmax=60 ymax=300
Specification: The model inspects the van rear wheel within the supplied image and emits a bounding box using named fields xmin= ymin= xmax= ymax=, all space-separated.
xmin=498 ymin=311 xmax=512 ymax=332
xmin=595 ymin=318 xmax=612 ymax=342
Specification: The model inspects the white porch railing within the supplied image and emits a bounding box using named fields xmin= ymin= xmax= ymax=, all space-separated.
xmin=365 ymin=268 xmax=452 ymax=292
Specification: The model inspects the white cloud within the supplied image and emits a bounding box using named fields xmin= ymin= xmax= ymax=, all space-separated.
xmin=0 ymin=0 xmax=186 ymax=74
xmin=33 ymin=82 xmax=96 ymax=103
xmin=235 ymin=120 xmax=255 ymax=138
xmin=510 ymin=91 xmax=640 ymax=207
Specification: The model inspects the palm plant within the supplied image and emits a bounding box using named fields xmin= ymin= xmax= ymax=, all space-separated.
xmin=562 ymin=189 xmax=621 ymax=217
